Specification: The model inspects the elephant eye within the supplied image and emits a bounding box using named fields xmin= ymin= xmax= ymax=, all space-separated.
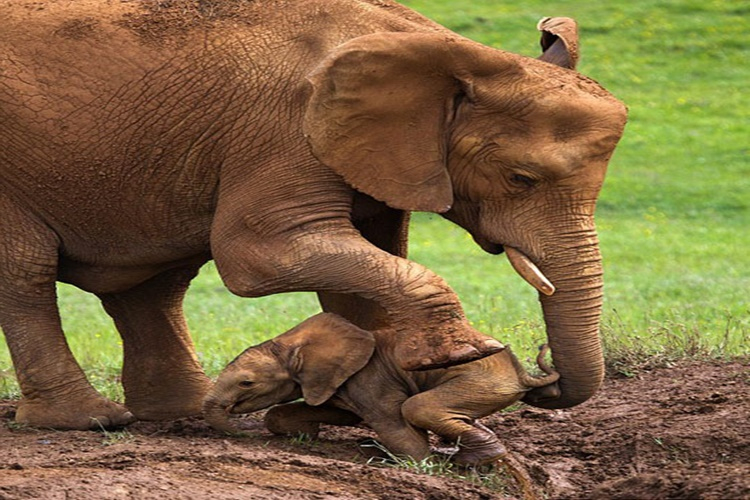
xmin=510 ymin=173 xmax=537 ymax=188
xmin=239 ymin=380 xmax=254 ymax=388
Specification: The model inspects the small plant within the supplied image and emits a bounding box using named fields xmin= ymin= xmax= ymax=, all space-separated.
xmin=0 ymin=370 xmax=20 ymax=400
xmin=289 ymin=432 xmax=317 ymax=447
xmin=652 ymin=436 xmax=691 ymax=465
xmin=364 ymin=440 xmax=455 ymax=475
xmin=101 ymin=429 xmax=135 ymax=446
xmin=6 ymin=420 xmax=27 ymax=431
xmin=362 ymin=440 xmax=514 ymax=493
xmin=91 ymin=418 xmax=135 ymax=446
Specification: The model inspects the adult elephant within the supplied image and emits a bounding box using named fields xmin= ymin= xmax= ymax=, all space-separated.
xmin=0 ymin=1 xmax=626 ymax=429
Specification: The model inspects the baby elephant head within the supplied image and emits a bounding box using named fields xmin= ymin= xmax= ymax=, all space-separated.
xmin=203 ymin=313 xmax=375 ymax=433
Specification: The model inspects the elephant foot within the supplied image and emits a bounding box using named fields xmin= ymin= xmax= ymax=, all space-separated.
xmin=451 ymin=423 xmax=507 ymax=466
xmin=16 ymin=393 xmax=136 ymax=430
xmin=124 ymin=372 xmax=211 ymax=421
xmin=395 ymin=327 xmax=504 ymax=371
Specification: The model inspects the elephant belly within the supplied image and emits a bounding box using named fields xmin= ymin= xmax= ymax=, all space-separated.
xmin=57 ymin=254 xmax=210 ymax=294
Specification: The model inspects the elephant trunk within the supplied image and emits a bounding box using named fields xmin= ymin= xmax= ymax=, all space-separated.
xmin=203 ymin=394 xmax=241 ymax=434
xmin=520 ymin=231 xmax=605 ymax=409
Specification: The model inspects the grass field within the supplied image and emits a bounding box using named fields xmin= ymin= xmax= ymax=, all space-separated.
xmin=1 ymin=0 xmax=748 ymax=398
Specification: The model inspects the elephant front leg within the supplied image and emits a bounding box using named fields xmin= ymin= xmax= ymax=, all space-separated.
xmin=317 ymin=205 xmax=410 ymax=331
xmin=214 ymin=225 xmax=503 ymax=371
xmin=264 ymin=401 xmax=362 ymax=439
xmin=264 ymin=402 xmax=430 ymax=462
xmin=98 ymin=265 xmax=211 ymax=421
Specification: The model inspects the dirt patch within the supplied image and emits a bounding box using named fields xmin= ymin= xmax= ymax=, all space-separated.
xmin=117 ymin=0 xmax=267 ymax=43
xmin=1 ymin=360 xmax=748 ymax=499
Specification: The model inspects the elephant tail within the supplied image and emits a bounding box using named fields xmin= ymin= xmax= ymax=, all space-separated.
xmin=513 ymin=344 xmax=561 ymax=389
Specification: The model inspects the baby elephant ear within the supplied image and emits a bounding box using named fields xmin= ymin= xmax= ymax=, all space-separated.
xmin=304 ymin=32 xmax=457 ymax=213
xmin=537 ymin=17 xmax=579 ymax=70
xmin=289 ymin=313 xmax=376 ymax=406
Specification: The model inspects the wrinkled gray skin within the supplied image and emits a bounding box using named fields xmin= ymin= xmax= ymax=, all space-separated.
xmin=204 ymin=313 xmax=560 ymax=465
xmin=1 ymin=0 xmax=625 ymax=430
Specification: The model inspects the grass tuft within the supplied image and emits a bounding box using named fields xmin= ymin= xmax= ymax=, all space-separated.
xmin=602 ymin=312 xmax=749 ymax=377
xmin=362 ymin=440 xmax=513 ymax=492
xmin=289 ymin=432 xmax=318 ymax=447
xmin=101 ymin=429 xmax=136 ymax=447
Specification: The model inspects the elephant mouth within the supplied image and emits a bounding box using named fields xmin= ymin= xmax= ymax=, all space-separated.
xmin=229 ymin=398 xmax=256 ymax=415
xmin=473 ymin=236 xmax=555 ymax=296
xmin=472 ymin=234 xmax=504 ymax=255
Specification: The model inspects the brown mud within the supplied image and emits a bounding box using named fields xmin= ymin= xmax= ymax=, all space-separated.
xmin=1 ymin=360 xmax=748 ymax=499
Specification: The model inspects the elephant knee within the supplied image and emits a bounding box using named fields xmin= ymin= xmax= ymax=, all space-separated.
xmin=401 ymin=396 xmax=430 ymax=429
xmin=368 ymin=421 xmax=430 ymax=461
xmin=401 ymin=395 xmax=452 ymax=435
xmin=213 ymin=240 xmax=289 ymax=298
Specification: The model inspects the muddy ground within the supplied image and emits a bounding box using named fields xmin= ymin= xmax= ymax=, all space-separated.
xmin=1 ymin=360 xmax=748 ymax=499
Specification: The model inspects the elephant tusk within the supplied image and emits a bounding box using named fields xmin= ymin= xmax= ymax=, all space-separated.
xmin=505 ymin=247 xmax=555 ymax=296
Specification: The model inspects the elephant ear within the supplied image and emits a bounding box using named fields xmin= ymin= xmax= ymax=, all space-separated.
xmin=303 ymin=33 xmax=462 ymax=213
xmin=284 ymin=313 xmax=376 ymax=406
xmin=537 ymin=17 xmax=580 ymax=70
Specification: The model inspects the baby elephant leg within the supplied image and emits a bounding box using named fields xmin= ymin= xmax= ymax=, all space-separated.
xmin=365 ymin=417 xmax=431 ymax=461
xmin=402 ymin=391 xmax=506 ymax=466
xmin=264 ymin=402 xmax=361 ymax=438
xmin=267 ymin=402 xmax=430 ymax=461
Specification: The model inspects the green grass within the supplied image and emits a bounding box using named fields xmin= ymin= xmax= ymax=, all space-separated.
xmin=402 ymin=0 xmax=750 ymax=367
xmin=363 ymin=440 xmax=514 ymax=493
xmin=1 ymin=0 xmax=748 ymax=398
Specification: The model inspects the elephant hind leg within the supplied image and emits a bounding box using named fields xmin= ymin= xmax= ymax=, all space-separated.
xmin=402 ymin=391 xmax=506 ymax=466
xmin=0 ymin=199 xmax=133 ymax=430
xmin=98 ymin=265 xmax=211 ymax=421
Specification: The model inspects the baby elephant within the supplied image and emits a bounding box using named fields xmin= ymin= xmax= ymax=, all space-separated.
xmin=203 ymin=313 xmax=559 ymax=465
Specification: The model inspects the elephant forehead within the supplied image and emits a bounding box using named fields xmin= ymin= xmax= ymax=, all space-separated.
xmin=229 ymin=349 xmax=282 ymax=376
xmin=549 ymin=104 xmax=625 ymax=148
xmin=530 ymin=129 xmax=617 ymax=170
xmin=462 ymin=98 xmax=624 ymax=169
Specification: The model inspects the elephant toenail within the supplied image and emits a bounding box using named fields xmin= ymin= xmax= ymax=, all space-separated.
xmin=484 ymin=339 xmax=505 ymax=352
xmin=449 ymin=345 xmax=479 ymax=361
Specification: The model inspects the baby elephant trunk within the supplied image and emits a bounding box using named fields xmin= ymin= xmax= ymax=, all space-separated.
xmin=513 ymin=345 xmax=561 ymax=393
xmin=203 ymin=395 xmax=242 ymax=435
